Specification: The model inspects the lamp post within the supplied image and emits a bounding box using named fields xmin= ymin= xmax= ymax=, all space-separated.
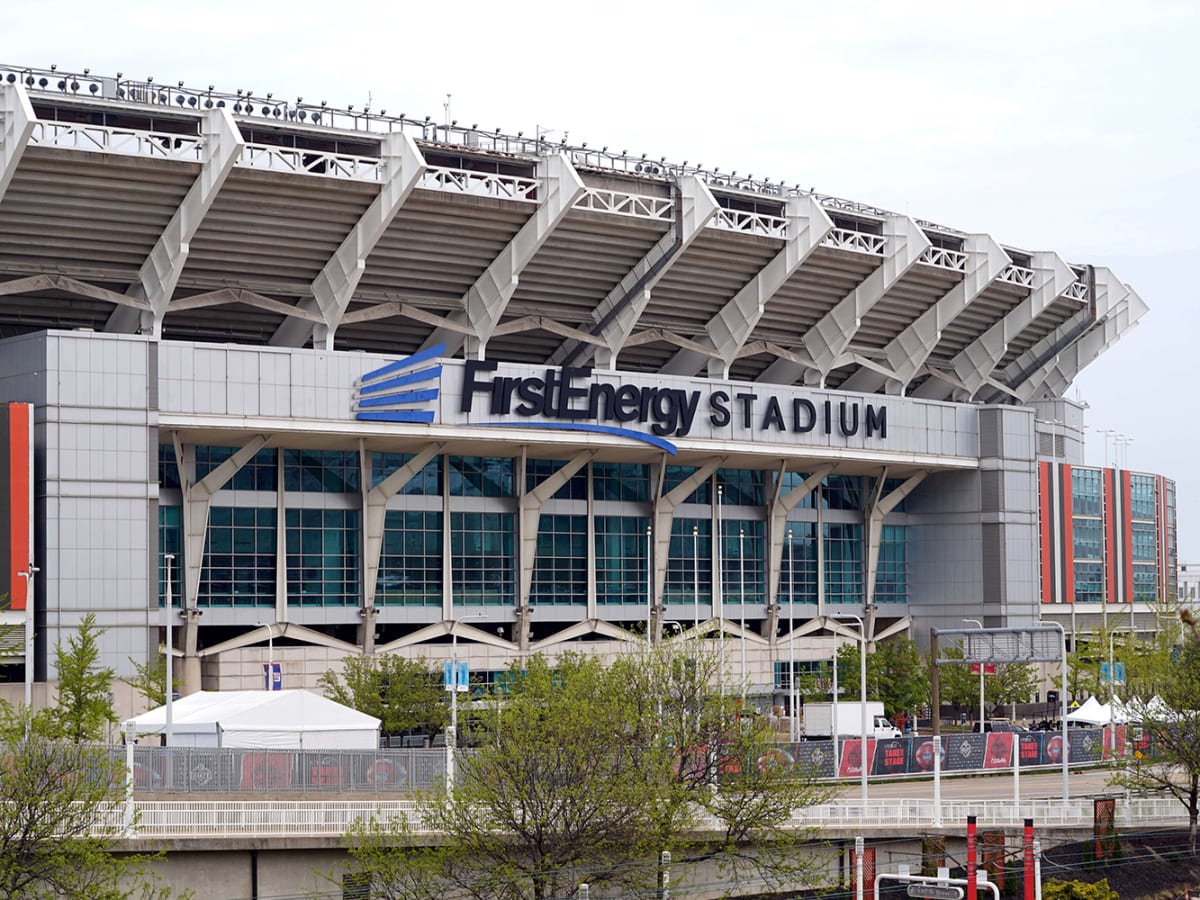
xmin=738 ymin=527 xmax=746 ymax=701
xmin=787 ymin=527 xmax=797 ymax=743
xmin=834 ymin=613 xmax=868 ymax=803
xmin=256 ymin=621 xmax=275 ymax=690
xmin=447 ymin=613 xmax=484 ymax=792
xmin=716 ymin=484 xmax=725 ymax=697
xmin=1046 ymin=621 xmax=1070 ymax=803
xmin=646 ymin=524 xmax=653 ymax=648
xmin=17 ymin=565 xmax=38 ymax=710
xmin=963 ymin=619 xmax=984 ymax=732
xmin=692 ymin=525 xmax=699 ymax=634
xmin=164 ymin=554 xmax=176 ymax=746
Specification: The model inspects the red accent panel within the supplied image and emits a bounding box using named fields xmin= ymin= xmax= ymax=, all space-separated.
xmin=1062 ymin=464 xmax=1074 ymax=603
xmin=1123 ymin=471 xmax=1134 ymax=603
xmin=8 ymin=403 xmax=30 ymax=612
xmin=1039 ymin=462 xmax=1053 ymax=603
xmin=1104 ymin=468 xmax=1117 ymax=604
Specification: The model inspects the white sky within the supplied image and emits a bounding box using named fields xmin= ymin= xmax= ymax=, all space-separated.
xmin=8 ymin=0 xmax=1199 ymax=559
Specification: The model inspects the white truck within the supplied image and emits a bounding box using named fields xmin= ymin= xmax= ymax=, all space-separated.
xmin=802 ymin=701 xmax=902 ymax=740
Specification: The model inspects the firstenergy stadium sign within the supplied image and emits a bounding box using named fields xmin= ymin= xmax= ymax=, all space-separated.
xmin=460 ymin=361 xmax=888 ymax=454
xmin=352 ymin=346 xmax=888 ymax=455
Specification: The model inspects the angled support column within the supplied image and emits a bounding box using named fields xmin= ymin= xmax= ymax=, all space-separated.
xmin=551 ymin=175 xmax=718 ymax=368
xmin=863 ymin=472 xmax=927 ymax=637
xmin=652 ymin=457 xmax=725 ymax=622
xmin=109 ymin=108 xmax=243 ymax=335
xmin=1010 ymin=277 xmax=1146 ymax=401
xmin=272 ymin=133 xmax=426 ymax=349
xmin=912 ymin=251 xmax=1076 ymax=400
xmin=425 ymin=153 xmax=585 ymax=359
xmin=517 ymin=450 xmax=596 ymax=613
xmin=359 ymin=442 xmax=444 ymax=653
xmin=765 ymin=463 xmax=832 ymax=643
xmin=661 ymin=195 xmax=833 ymax=378
xmin=841 ymin=235 xmax=1010 ymax=394
xmin=174 ymin=433 xmax=269 ymax=693
xmin=0 ymin=83 xmax=35 ymax=205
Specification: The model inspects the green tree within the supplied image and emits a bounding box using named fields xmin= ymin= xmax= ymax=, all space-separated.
xmin=990 ymin=661 xmax=1039 ymax=719
xmin=1110 ymin=637 xmax=1200 ymax=851
xmin=125 ymin=655 xmax=176 ymax=710
xmin=0 ymin=703 xmax=187 ymax=899
xmin=37 ymin=613 xmax=117 ymax=743
xmin=343 ymin=645 xmax=831 ymax=900
xmin=318 ymin=653 xmax=448 ymax=739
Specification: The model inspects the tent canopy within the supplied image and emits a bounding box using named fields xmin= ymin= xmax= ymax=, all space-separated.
xmin=123 ymin=690 xmax=381 ymax=749
xmin=1066 ymin=695 xmax=1110 ymax=725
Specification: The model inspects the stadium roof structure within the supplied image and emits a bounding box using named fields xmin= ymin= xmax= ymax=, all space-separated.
xmin=0 ymin=64 xmax=1145 ymax=403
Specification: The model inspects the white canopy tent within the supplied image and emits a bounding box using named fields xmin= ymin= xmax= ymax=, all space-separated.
xmin=1066 ymin=695 xmax=1110 ymax=725
xmin=123 ymin=690 xmax=381 ymax=749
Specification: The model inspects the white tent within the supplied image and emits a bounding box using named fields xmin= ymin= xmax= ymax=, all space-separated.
xmin=1066 ymin=695 xmax=1110 ymax=725
xmin=123 ymin=690 xmax=381 ymax=749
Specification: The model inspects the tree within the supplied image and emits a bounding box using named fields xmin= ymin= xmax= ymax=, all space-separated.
xmin=1110 ymin=637 xmax=1200 ymax=851
xmin=318 ymin=653 xmax=448 ymax=739
xmin=990 ymin=661 xmax=1039 ymax=719
xmin=343 ymin=645 xmax=832 ymax=900
xmin=1042 ymin=878 xmax=1119 ymax=900
xmin=836 ymin=637 xmax=929 ymax=720
xmin=37 ymin=613 xmax=117 ymax=743
xmin=125 ymin=655 xmax=175 ymax=710
xmin=0 ymin=703 xmax=186 ymax=899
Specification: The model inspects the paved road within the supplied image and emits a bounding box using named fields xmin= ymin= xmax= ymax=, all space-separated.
xmin=838 ymin=767 xmax=1120 ymax=801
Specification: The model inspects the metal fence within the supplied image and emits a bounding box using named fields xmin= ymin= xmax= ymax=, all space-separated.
xmin=111 ymin=726 xmax=1132 ymax=796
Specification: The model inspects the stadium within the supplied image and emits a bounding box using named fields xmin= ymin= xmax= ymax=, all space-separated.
xmin=0 ymin=64 xmax=1176 ymax=715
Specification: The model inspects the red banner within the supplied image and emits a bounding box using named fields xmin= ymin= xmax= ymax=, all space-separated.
xmin=983 ymin=733 xmax=1014 ymax=769
xmin=2 ymin=403 xmax=33 ymax=611
xmin=839 ymin=738 xmax=877 ymax=778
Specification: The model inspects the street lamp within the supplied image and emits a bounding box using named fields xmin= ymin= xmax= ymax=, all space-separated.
xmin=833 ymin=613 xmax=868 ymax=803
xmin=447 ymin=613 xmax=485 ymax=792
xmin=646 ymin=525 xmax=653 ymax=648
xmin=255 ymin=620 xmax=275 ymax=690
xmin=738 ymin=527 xmax=746 ymax=701
xmin=17 ymin=565 xmax=38 ymax=710
xmin=787 ymin=527 xmax=797 ymax=743
xmin=164 ymin=554 xmax=176 ymax=746
xmin=963 ymin=619 xmax=984 ymax=732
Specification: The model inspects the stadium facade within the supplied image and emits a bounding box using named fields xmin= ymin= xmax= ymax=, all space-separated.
xmin=0 ymin=66 xmax=1176 ymax=712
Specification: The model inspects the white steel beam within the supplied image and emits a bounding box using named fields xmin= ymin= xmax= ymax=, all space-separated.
xmin=911 ymin=251 xmax=1076 ymax=401
xmin=661 ymin=195 xmax=833 ymax=378
xmin=864 ymin=472 xmax=927 ymax=615
xmin=271 ymin=132 xmax=426 ymax=349
xmin=766 ymin=464 xmax=833 ymax=610
xmin=549 ymin=175 xmax=718 ymax=369
xmin=424 ymin=153 xmax=585 ymax=359
xmin=0 ymin=83 xmax=35 ymax=206
xmin=759 ymin=216 xmax=931 ymax=387
xmin=652 ymin=457 xmax=725 ymax=619
xmin=108 ymin=108 xmax=243 ymax=335
xmin=1009 ymin=274 xmax=1146 ymax=401
xmin=358 ymin=442 xmax=444 ymax=654
xmin=840 ymin=234 xmax=1010 ymax=394
xmin=517 ymin=451 xmax=596 ymax=614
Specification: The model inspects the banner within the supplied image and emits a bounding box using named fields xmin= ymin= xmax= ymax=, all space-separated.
xmin=983 ymin=733 xmax=1014 ymax=769
xmin=263 ymin=662 xmax=282 ymax=691
xmin=838 ymin=738 xmax=876 ymax=778
xmin=0 ymin=402 xmax=33 ymax=611
xmin=872 ymin=737 xmax=910 ymax=776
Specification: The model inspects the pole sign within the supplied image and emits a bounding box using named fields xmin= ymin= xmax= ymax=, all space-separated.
xmin=263 ymin=662 xmax=282 ymax=691
xmin=907 ymin=886 xmax=963 ymax=900
xmin=444 ymin=661 xmax=470 ymax=692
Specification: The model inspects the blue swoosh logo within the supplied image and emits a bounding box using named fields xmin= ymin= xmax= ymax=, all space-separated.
xmin=353 ymin=343 xmax=445 ymax=423
xmin=478 ymin=421 xmax=677 ymax=455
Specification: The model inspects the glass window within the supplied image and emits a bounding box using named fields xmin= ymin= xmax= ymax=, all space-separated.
xmin=1073 ymin=561 xmax=1103 ymax=603
xmin=157 ymin=506 xmax=182 ymax=607
xmin=596 ymin=516 xmax=650 ymax=605
xmin=880 ymin=479 xmax=910 ymax=514
xmin=874 ymin=524 xmax=907 ymax=603
xmin=719 ymin=519 xmax=764 ymax=604
xmin=378 ymin=510 xmax=443 ymax=606
xmin=824 ymin=522 xmax=863 ymax=604
xmin=1129 ymin=474 xmax=1155 ymax=520
xmin=779 ymin=522 xmax=817 ymax=604
xmin=663 ymin=466 xmax=710 ymax=504
xmin=372 ymin=452 xmax=441 ymax=495
xmin=525 ymin=460 xmax=587 ymax=500
xmin=531 ymin=514 xmax=588 ymax=605
xmin=593 ymin=463 xmax=649 ymax=503
xmin=158 ymin=445 xmax=181 ymax=490
xmin=774 ymin=659 xmax=823 ymax=691
xmin=196 ymin=446 xmax=277 ymax=491
xmin=286 ymin=508 xmax=360 ymax=606
xmin=717 ymin=469 xmax=765 ymax=507
xmin=665 ymin=518 xmax=711 ymax=606
xmin=1073 ymin=519 xmax=1103 ymax=561
xmin=1071 ymin=468 xmax=1102 ymax=517
xmin=200 ymin=506 xmax=276 ymax=606
xmin=822 ymin=476 xmax=863 ymax=511
xmin=777 ymin=471 xmax=816 ymax=509
xmin=1133 ymin=564 xmax=1158 ymax=602
xmin=1131 ymin=522 xmax=1157 ymax=561
xmin=283 ymin=450 xmax=360 ymax=493
xmin=451 ymin=512 xmax=515 ymax=605
xmin=448 ymin=457 xmax=513 ymax=498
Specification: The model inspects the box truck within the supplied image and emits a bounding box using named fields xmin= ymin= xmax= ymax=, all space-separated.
xmin=802 ymin=701 xmax=901 ymax=739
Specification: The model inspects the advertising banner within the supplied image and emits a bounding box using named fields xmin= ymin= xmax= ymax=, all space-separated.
xmin=838 ymin=738 xmax=876 ymax=778
xmin=982 ymin=733 xmax=1014 ymax=769
xmin=872 ymin=737 xmax=910 ymax=776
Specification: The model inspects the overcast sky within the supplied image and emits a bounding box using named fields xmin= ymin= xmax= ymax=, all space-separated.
xmin=8 ymin=0 xmax=1199 ymax=559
